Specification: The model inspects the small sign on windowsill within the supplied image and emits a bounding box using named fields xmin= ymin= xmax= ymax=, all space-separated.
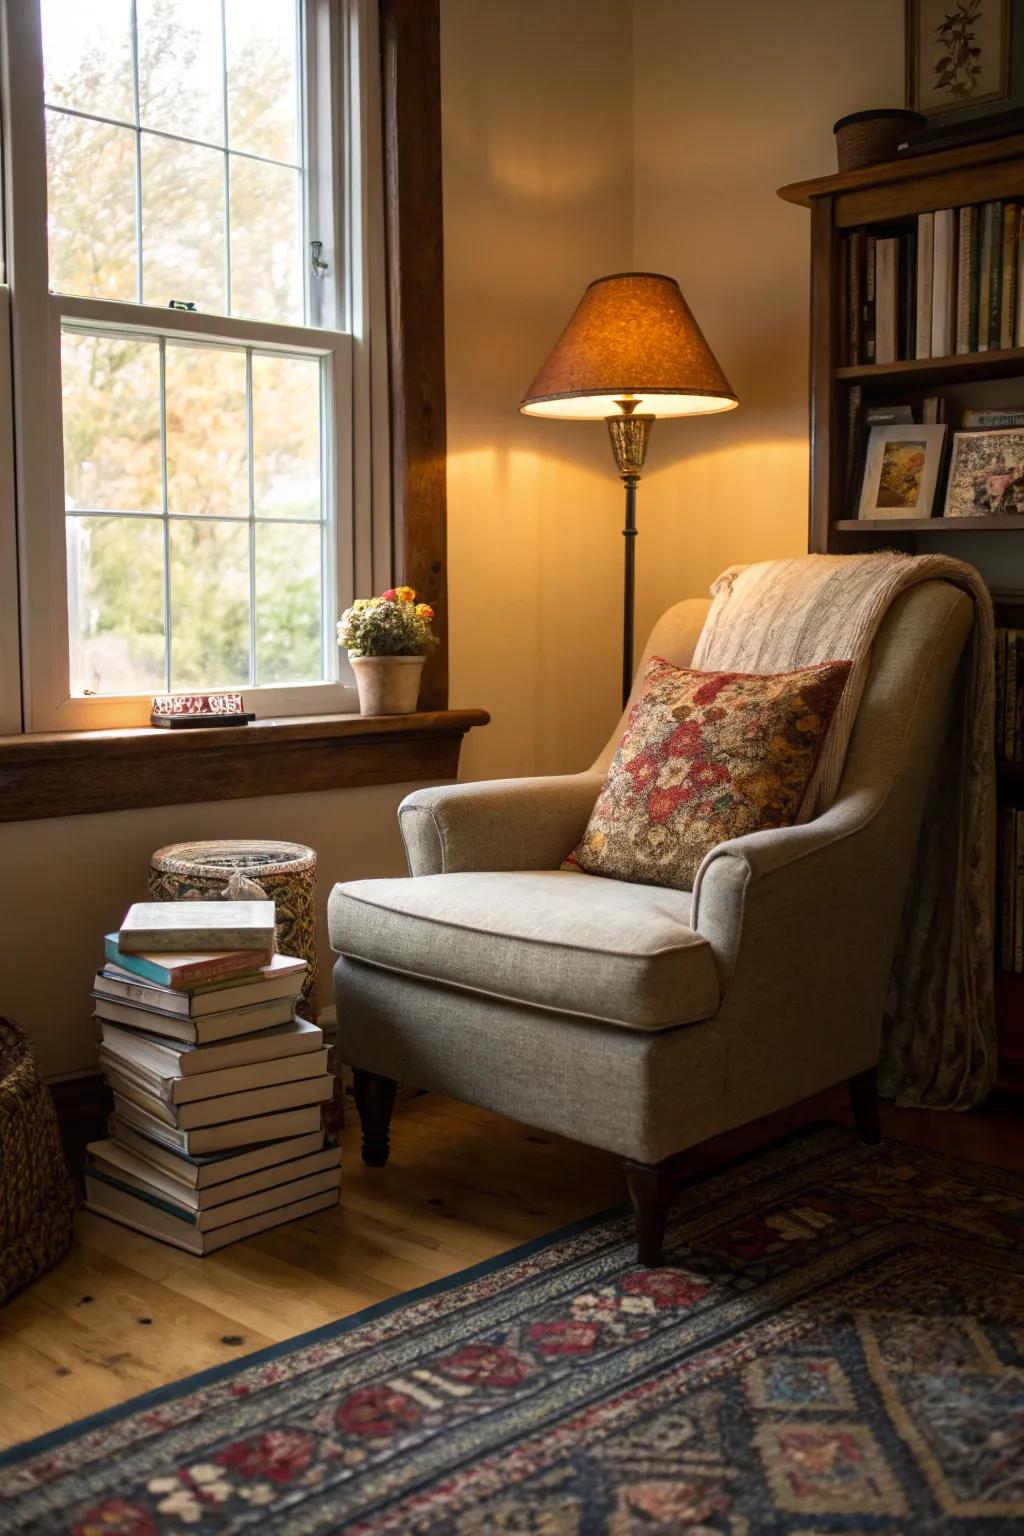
xmin=150 ymin=692 xmax=255 ymax=729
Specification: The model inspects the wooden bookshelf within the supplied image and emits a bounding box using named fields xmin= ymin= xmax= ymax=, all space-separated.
xmin=780 ymin=145 xmax=1024 ymax=1096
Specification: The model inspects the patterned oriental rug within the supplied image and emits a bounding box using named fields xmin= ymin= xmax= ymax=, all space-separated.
xmin=1 ymin=1128 xmax=1022 ymax=1534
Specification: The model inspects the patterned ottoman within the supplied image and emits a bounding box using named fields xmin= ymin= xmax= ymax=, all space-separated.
xmin=148 ymin=840 xmax=319 ymax=1016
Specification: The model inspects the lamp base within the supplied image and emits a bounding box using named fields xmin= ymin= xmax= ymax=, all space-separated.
xmin=606 ymin=409 xmax=655 ymax=708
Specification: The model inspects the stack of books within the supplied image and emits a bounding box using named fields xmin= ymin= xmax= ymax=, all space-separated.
xmin=840 ymin=198 xmax=1024 ymax=366
xmin=84 ymin=900 xmax=340 ymax=1254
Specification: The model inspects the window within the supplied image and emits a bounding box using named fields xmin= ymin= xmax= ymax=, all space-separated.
xmin=1 ymin=0 xmax=388 ymax=730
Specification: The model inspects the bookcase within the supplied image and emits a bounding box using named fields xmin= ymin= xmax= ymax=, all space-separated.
xmin=778 ymin=134 xmax=1024 ymax=1096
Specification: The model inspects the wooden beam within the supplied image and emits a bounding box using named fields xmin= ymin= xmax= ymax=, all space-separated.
xmin=380 ymin=0 xmax=448 ymax=711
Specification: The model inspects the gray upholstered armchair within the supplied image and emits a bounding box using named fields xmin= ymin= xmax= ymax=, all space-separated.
xmin=329 ymin=581 xmax=973 ymax=1263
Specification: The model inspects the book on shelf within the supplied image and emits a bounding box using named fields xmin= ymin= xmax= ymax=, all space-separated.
xmin=103 ymin=937 xmax=271 ymax=990
xmin=83 ymin=1177 xmax=338 ymax=1256
xmin=98 ymin=1043 xmax=329 ymax=1106
xmin=86 ymin=1136 xmax=341 ymax=1210
xmin=98 ymin=1015 xmax=322 ymax=1078
xmin=111 ymin=1095 xmax=324 ymax=1155
xmin=841 ymin=195 xmax=1024 ymax=365
xmin=105 ymin=1063 xmax=333 ymax=1130
xmin=118 ymin=900 xmax=276 ymax=954
xmin=94 ymin=951 xmax=307 ymax=1018
xmin=106 ymin=1116 xmax=327 ymax=1189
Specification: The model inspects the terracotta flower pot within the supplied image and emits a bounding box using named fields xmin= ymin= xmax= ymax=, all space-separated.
xmin=350 ymin=654 xmax=425 ymax=715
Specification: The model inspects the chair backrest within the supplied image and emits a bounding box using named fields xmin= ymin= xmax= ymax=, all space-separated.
xmin=591 ymin=583 xmax=974 ymax=826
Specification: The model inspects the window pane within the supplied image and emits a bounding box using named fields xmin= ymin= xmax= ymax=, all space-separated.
xmin=137 ymin=0 xmax=224 ymax=145
xmin=62 ymin=332 xmax=161 ymax=512
xmin=166 ymin=345 xmax=248 ymax=517
xmin=141 ymin=135 xmax=226 ymax=312
xmin=47 ymin=112 xmax=137 ymax=302
xmin=229 ymin=158 xmax=303 ymax=325
xmin=67 ymin=516 xmax=166 ymax=695
xmin=252 ymin=355 xmax=321 ymax=519
xmin=42 ymin=0 xmax=134 ymax=121
xmin=255 ymin=522 xmax=322 ymax=684
xmin=169 ymin=520 xmax=250 ymax=689
xmin=225 ymin=0 xmax=300 ymax=163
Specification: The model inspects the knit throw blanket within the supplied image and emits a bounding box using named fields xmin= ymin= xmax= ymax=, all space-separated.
xmin=692 ymin=552 xmax=996 ymax=1111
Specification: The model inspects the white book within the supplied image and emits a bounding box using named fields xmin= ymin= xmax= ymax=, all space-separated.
xmin=874 ymin=238 xmax=898 ymax=364
xmin=119 ymin=900 xmax=276 ymax=953
xmin=94 ymin=995 xmax=299 ymax=1045
xmin=112 ymin=1096 xmax=323 ymax=1155
xmin=87 ymin=1138 xmax=341 ymax=1209
xmin=86 ymin=1165 xmax=340 ymax=1232
xmin=84 ymin=1181 xmax=339 ymax=1255
xmin=100 ymin=1044 xmax=329 ymax=1105
xmin=99 ymin=1016 xmax=322 ymax=1077
xmin=94 ymin=953 xmax=307 ymax=1021
xmin=915 ymin=210 xmax=934 ymax=358
xmin=931 ymin=208 xmax=956 ymax=358
xmin=106 ymin=1065 xmax=333 ymax=1129
xmin=107 ymin=1116 xmax=325 ymax=1188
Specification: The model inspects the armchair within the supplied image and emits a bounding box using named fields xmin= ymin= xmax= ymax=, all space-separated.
xmin=330 ymin=580 xmax=973 ymax=1263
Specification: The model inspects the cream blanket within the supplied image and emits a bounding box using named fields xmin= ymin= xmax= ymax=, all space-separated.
xmin=693 ymin=552 xmax=996 ymax=1111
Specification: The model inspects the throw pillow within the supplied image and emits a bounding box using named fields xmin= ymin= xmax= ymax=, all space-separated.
xmin=564 ymin=654 xmax=852 ymax=891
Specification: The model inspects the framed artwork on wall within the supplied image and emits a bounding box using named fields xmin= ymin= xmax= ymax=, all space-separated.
xmin=856 ymin=424 xmax=948 ymax=520
xmin=906 ymin=0 xmax=1024 ymax=129
xmin=943 ymin=429 xmax=1024 ymax=516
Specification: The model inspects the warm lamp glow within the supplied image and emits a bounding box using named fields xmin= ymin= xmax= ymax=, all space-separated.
xmin=520 ymin=272 xmax=737 ymax=419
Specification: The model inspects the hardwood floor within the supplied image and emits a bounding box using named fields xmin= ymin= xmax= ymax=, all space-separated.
xmin=1 ymin=1090 xmax=1021 ymax=1452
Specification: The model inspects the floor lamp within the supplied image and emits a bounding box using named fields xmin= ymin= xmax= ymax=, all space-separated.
xmin=520 ymin=273 xmax=737 ymax=707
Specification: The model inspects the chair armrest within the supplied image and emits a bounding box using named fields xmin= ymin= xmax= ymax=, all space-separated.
xmin=691 ymin=792 xmax=875 ymax=983
xmin=399 ymin=773 xmax=604 ymax=875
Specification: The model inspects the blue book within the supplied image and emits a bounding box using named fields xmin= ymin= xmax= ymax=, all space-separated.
xmin=103 ymin=935 xmax=266 ymax=990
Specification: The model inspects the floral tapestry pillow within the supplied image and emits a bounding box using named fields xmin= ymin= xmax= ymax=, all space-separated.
xmin=564 ymin=655 xmax=852 ymax=892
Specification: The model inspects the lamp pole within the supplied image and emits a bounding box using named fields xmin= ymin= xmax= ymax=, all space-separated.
xmin=606 ymin=398 xmax=653 ymax=708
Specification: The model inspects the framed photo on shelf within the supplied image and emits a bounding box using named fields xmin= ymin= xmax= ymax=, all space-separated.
xmin=906 ymin=0 xmax=1023 ymax=129
xmin=943 ymin=428 xmax=1024 ymax=516
xmin=856 ymin=424 xmax=948 ymax=520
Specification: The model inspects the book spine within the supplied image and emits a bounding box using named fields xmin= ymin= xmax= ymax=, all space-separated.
xmin=874 ymin=238 xmax=898 ymax=365
xmin=901 ymin=228 xmax=916 ymax=360
xmin=1002 ymin=200 xmax=1019 ymax=351
xmin=978 ymin=202 xmax=994 ymax=352
xmin=931 ymin=209 xmax=956 ymax=358
xmin=989 ymin=202 xmax=1004 ymax=349
xmin=1015 ymin=807 xmax=1024 ymax=974
xmin=1001 ymin=805 xmax=1014 ymax=972
xmin=955 ymin=206 xmax=973 ymax=354
xmin=1006 ymin=629 xmax=1018 ymax=761
xmin=845 ymin=384 xmax=862 ymax=498
xmin=995 ymin=627 xmax=1005 ymax=764
xmin=849 ymin=232 xmax=863 ymax=365
xmin=970 ymin=202 xmax=981 ymax=351
xmin=864 ymin=235 xmax=876 ymax=361
xmin=916 ymin=210 xmax=934 ymax=359
xmin=1017 ymin=206 xmax=1024 ymax=349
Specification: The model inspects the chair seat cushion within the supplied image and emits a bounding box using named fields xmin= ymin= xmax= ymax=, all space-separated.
xmin=328 ymin=869 xmax=718 ymax=1031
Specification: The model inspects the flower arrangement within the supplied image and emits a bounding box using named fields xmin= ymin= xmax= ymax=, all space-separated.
xmin=337 ymin=586 xmax=438 ymax=658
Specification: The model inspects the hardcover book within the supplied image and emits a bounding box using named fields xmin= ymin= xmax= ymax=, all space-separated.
xmin=119 ymin=901 xmax=276 ymax=953
xmin=105 ymin=1117 xmax=326 ymax=1188
xmin=103 ymin=937 xmax=271 ymax=990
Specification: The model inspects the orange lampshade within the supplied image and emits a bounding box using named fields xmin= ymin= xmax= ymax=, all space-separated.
xmin=520 ymin=272 xmax=737 ymax=420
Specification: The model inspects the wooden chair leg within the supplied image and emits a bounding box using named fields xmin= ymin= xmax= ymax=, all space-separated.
xmin=352 ymin=1069 xmax=398 ymax=1166
xmin=849 ymin=1066 xmax=882 ymax=1145
xmin=624 ymin=1158 xmax=675 ymax=1266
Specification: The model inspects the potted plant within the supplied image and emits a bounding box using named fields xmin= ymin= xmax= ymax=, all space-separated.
xmin=338 ymin=586 xmax=438 ymax=716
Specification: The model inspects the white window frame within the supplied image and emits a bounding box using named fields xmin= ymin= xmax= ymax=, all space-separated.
xmin=0 ymin=0 xmax=389 ymax=733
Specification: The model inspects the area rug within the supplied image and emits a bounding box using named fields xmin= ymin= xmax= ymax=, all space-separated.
xmin=1 ymin=1128 xmax=1022 ymax=1534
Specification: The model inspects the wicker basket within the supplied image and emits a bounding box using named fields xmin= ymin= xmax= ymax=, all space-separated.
xmin=0 ymin=1018 xmax=75 ymax=1305
xmin=149 ymin=840 xmax=319 ymax=1015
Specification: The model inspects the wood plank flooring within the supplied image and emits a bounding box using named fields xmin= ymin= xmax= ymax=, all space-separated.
xmin=1 ymin=1090 xmax=1022 ymax=1451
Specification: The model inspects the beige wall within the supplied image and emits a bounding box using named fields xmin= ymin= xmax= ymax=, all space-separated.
xmin=443 ymin=0 xmax=905 ymax=773
xmin=1 ymin=785 xmax=416 ymax=1078
xmin=441 ymin=0 xmax=635 ymax=781
xmin=630 ymin=0 xmax=904 ymax=646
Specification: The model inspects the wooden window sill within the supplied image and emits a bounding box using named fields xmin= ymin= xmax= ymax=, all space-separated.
xmin=0 ymin=708 xmax=490 ymax=822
